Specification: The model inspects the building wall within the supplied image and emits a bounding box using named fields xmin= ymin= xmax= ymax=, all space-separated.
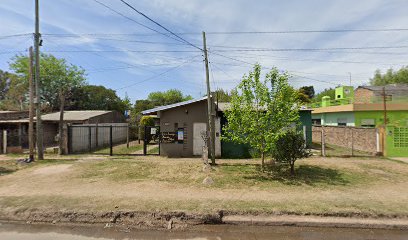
xmin=386 ymin=125 xmax=408 ymax=157
xmin=299 ymin=110 xmax=313 ymax=146
xmin=314 ymin=112 xmax=355 ymax=126
xmin=354 ymin=111 xmax=408 ymax=128
xmin=159 ymin=100 xmax=221 ymax=158
xmin=354 ymin=88 xmax=374 ymax=103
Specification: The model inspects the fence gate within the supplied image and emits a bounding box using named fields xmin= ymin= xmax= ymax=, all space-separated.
xmin=143 ymin=126 xmax=160 ymax=155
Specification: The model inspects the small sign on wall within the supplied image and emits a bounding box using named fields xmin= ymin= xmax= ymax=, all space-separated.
xmin=177 ymin=129 xmax=184 ymax=141
xmin=151 ymin=128 xmax=157 ymax=135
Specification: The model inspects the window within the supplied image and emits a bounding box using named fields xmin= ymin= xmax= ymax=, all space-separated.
xmin=337 ymin=118 xmax=347 ymax=126
xmin=361 ymin=119 xmax=375 ymax=128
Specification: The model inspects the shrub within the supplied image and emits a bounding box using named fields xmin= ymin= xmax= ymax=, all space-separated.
xmin=271 ymin=130 xmax=311 ymax=175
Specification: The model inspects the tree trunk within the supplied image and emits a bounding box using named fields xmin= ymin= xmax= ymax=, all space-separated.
xmin=290 ymin=162 xmax=295 ymax=176
xmin=58 ymin=90 xmax=65 ymax=155
xmin=261 ymin=152 xmax=265 ymax=168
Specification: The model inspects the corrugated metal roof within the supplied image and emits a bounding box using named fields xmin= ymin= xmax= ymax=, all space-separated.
xmin=358 ymin=84 xmax=408 ymax=93
xmin=40 ymin=111 xmax=111 ymax=122
xmin=0 ymin=119 xmax=29 ymax=123
xmin=141 ymin=97 xmax=208 ymax=115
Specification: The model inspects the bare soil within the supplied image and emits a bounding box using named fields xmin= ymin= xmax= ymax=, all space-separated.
xmin=1 ymin=155 xmax=408 ymax=229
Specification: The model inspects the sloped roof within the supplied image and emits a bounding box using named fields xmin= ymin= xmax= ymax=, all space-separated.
xmin=357 ymin=84 xmax=408 ymax=93
xmin=40 ymin=111 xmax=111 ymax=122
xmin=141 ymin=97 xmax=208 ymax=115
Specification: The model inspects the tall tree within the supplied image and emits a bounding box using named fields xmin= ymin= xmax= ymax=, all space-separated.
xmin=370 ymin=66 xmax=408 ymax=86
xmin=147 ymin=89 xmax=192 ymax=106
xmin=314 ymin=88 xmax=336 ymax=102
xmin=9 ymin=53 xmax=86 ymax=111
xmin=0 ymin=70 xmax=25 ymax=110
xmin=299 ymin=86 xmax=315 ymax=99
xmin=223 ymin=64 xmax=300 ymax=167
xmin=214 ymin=89 xmax=232 ymax=102
xmin=10 ymin=53 xmax=86 ymax=154
xmin=70 ymin=85 xmax=128 ymax=114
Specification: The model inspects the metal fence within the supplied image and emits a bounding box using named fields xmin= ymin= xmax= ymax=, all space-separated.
xmin=67 ymin=123 xmax=129 ymax=154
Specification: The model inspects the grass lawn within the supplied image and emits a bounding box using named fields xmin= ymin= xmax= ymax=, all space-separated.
xmin=0 ymin=154 xmax=408 ymax=217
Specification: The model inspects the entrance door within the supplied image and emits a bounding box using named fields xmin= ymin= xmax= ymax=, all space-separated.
xmin=193 ymin=123 xmax=207 ymax=156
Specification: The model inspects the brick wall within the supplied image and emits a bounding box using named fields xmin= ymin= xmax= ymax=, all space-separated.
xmin=312 ymin=125 xmax=377 ymax=154
xmin=354 ymin=88 xmax=374 ymax=103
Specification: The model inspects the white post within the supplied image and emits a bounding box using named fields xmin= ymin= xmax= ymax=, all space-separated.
xmin=2 ymin=130 xmax=7 ymax=154
xmin=321 ymin=127 xmax=326 ymax=157
xmin=376 ymin=128 xmax=381 ymax=154
xmin=303 ymin=125 xmax=307 ymax=148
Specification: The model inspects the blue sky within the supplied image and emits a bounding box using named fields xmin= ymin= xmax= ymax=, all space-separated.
xmin=1 ymin=0 xmax=408 ymax=103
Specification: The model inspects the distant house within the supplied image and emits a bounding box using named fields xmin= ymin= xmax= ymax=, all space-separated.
xmin=142 ymin=97 xmax=312 ymax=158
xmin=310 ymin=84 xmax=408 ymax=157
xmin=0 ymin=110 xmax=125 ymax=153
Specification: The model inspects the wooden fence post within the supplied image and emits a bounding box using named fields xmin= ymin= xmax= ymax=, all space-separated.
xmin=321 ymin=126 xmax=326 ymax=157
xmin=2 ymin=130 xmax=7 ymax=154
xmin=351 ymin=127 xmax=354 ymax=157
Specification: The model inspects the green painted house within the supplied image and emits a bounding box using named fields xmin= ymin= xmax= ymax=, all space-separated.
xmin=311 ymin=84 xmax=408 ymax=157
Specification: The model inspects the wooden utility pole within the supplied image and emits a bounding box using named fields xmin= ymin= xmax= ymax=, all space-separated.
xmin=381 ymin=87 xmax=387 ymax=155
xmin=28 ymin=47 xmax=35 ymax=161
xmin=34 ymin=0 xmax=44 ymax=159
xmin=202 ymin=31 xmax=216 ymax=164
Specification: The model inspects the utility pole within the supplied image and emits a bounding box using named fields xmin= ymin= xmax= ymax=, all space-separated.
xmin=202 ymin=31 xmax=216 ymax=164
xmin=28 ymin=47 xmax=35 ymax=162
xmin=34 ymin=0 xmax=44 ymax=160
xmin=381 ymin=86 xmax=387 ymax=155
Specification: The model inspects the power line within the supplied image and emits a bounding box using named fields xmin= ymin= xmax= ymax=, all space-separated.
xmin=0 ymin=33 xmax=31 ymax=39
xmin=194 ymin=28 xmax=408 ymax=35
xmin=115 ymin=55 xmax=200 ymax=90
xmin=44 ymin=49 xmax=201 ymax=53
xmin=118 ymin=0 xmax=202 ymax=51
xmin=92 ymin=0 xmax=189 ymax=46
xmin=210 ymin=45 xmax=408 ymax=52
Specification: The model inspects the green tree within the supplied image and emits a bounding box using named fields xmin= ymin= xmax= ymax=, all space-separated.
xmin=10 ymin=53 xmax=86 ymax=154
xmin=299 ymin=86 xmax=315 ymax=99
xmin=147 ymin=89 xmax=192 ymax=106
xmin=223 ymin=64 xmax=300 ymax=166
xmin=0 ymin=70 xmax=24 ymax=110
xmin=370 ymin=66 xmax=408 ymax=86
xmin=70 ymin=85 xmax=127 ymax=114
xmin=9 ymin=53 xmax=86 ymax=111
xmin=271 ymin=130 xmax=311 ymax=175
xmin=214 ymin=88 xmax=232 ymax=102
xmin=314 ymin=88 xmax=336 ymax=102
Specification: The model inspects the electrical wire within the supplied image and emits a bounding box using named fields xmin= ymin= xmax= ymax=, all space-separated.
xmin=118 ymin=0 xmax=203 ymax=51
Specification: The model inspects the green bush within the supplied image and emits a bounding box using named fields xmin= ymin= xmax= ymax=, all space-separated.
xmin=271 ymin=130 xmax=311 ymax=175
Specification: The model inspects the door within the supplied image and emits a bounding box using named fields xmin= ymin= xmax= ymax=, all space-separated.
xmin=193 ymin=123 xmax=207 ymax=156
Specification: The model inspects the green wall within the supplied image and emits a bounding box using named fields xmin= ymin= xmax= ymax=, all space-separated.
xmin=386 ymin=126 xmax=408 ymax=157
xmin=355 ymin=111 xmax=408 ymax=127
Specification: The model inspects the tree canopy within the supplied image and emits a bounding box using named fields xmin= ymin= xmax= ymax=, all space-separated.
xmin=147 ymin=89 xmax=192 ymax=107
xmin=69 ymin=85 xmax=129 ymax=114
xmin=370 ymin=66 xmax=408 ymax=86
xmin=9 ymin=53 xmax=86 ymax=111
xmin=223 ymin=64 xmax=300 ymax=166
xmin=314 ymin=88 xmax=336 ymax=102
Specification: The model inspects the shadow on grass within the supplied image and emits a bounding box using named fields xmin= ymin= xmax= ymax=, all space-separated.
xmin=253 ymin=165 xmax=350 ymax=186
xmin=0 ymin=167 xmax=15 ymax=175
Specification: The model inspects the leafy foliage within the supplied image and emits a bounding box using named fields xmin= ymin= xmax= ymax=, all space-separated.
xmin=0 ymin=70 xmax=24 ymax=110
xmin=223 ymin=64 xmax=300 ymax=166
xmin=147 ymin=89 xmax=192 ymax=107
xmin=370 ymin=66 xmax=408 ymax=86
xmin=9 ymin=53 xmax=86 ymax=111
xmin=139 ymin=116 xmax=155 ymax=127
xmin=70 ymin=85 xmax=128 ymax=113
xmin=214 ymin=88 xmax=232 ymax=102
xmin=271 ymin=130 xmax=311 ymax=175
xmin=299 ymin=86 xmax=315 ymax=99
xmin=314 ymin=88 xmax=336 ymax=102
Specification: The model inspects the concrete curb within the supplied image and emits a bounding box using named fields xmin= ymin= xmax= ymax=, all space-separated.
xmin=223 ymin=215 xmax=408 ymax=230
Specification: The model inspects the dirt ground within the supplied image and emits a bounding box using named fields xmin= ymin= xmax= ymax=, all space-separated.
xmin=0 ymin=154 xmax=408 ymax=228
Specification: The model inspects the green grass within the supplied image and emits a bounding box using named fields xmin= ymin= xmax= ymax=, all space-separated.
xmin=93 ymin=144 xmax=143 ymax=155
